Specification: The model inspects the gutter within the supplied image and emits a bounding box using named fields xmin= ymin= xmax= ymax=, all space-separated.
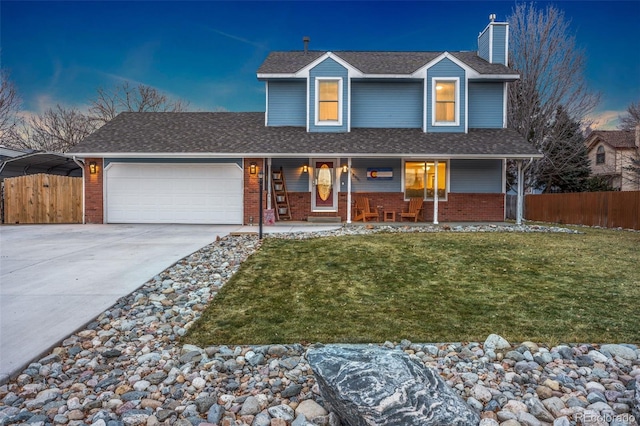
xmin=67 ymin=152 xmax=544 ymax=160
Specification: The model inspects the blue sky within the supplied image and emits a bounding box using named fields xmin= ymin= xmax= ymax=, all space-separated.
xmin=2 ymin=1 xmax=639 ymax=129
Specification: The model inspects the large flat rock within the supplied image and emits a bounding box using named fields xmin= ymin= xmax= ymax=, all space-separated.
xmin=307 ymin=345 xmax=480 ymax=426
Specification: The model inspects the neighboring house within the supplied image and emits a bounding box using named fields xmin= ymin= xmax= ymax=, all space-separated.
xmin=69 ymin=16 xmax=541 ymax=225
xmin=585 ymin=127 xmax=640 ymax=191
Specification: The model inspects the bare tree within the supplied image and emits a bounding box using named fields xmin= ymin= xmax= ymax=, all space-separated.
xmin=89 ymin=81 xmax=190 ymax=127
xmin=618 ymin=101 xmax=640 ymax=131
xmin=0 ymin=70 xmax=23 ymax=147
xmin=16 ymin=105 xmax=96 ymax=152
xmin=619 ymin=101 xmax=640 ymax=187
xmin=507 ymin=3 xmax=600 ymax=192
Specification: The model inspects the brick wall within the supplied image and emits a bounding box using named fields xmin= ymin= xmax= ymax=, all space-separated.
xmin=278 ymin=192 xmax=504 ymax=222
xmin=437 ymin=193 xmax=505 ymax=222
xmin=84 ymin=158 xmax=103 ymax=224
xmin=243 ymin=158 xmax=266 ymax=225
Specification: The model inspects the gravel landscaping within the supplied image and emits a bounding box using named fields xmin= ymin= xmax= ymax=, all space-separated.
xmin=0 ymin=225 xmax=638 ymax=426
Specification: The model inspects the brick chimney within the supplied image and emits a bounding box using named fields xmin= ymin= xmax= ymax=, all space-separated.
xmin=478 ymin=14 xmax=509 ymax=65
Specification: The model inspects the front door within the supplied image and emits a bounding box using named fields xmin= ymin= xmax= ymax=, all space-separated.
xmin=312 ymin=159 xmax=337 ymax=212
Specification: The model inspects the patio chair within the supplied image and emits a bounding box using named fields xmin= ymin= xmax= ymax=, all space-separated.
xmin=353 ymin=196 xmax=379 ymax=222
xmin=400 ymin=197 xmax=424 ymax=222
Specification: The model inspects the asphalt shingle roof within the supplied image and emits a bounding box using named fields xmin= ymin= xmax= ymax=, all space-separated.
xmin=257 ymin=51 xmax=518 ymax=76
xmin=587 ymin=130 xmax=638 ymax=149
xmin=69 ymin=112 xmax=540 ymax=158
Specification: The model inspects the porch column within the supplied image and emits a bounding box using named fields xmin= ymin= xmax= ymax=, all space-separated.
xmin=346 ymin=157 xmax=352 ymax=224
xmin=516 ymin=160 xmax=524 ymax=225
xmin=433 ymin=160 xmax=439 ymax=225
xmin=71 ymin=156 xmax=86 ymax=224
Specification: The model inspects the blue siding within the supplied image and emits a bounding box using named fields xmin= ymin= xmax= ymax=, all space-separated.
xmin=309 ymin=58 xmax=348 ymax=132
xmin=450 ymin=159 xmax=503 ymax=193
xmin=271 ymin=158 xmax=309 ymax=192
xmin=351 ymin=81 xmax=423 ymax=128
xmin=105 ymin=158 xmax=242 ymax=167
xmin=492 ymin=25 xmax=507 ymax=65
xmin=272 ymin=158 xmax=402 ymax=193
xmin=267 ymin=81 xmax=306 ymax=126
xmin=427 ymin=57 xmax=466 ymax=133
xmin=342 ymin=158 xmax=401 ymax=193
xmin=478 ymin=29 xmax=490 ymax=63
xmin=468 ymin=83 xmax=504 ymax=128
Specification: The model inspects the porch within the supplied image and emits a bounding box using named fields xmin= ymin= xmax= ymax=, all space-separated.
xmin=245 ymin=157 xmax=511 ymax=225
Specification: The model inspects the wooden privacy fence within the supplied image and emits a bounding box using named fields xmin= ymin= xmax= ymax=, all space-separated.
xmin=525 ymin=191 xmax=640 ymax=230
xmin=3 ymin=174 xmax=83 ymax=224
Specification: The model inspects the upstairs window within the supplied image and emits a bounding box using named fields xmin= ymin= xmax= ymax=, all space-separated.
xmin=316 ymin=78 xmax=342 ymax=125
xmin=433 ymin=79 xmax=459 ymax=126
xmin=596 ymin=146 xmax=605 ymax=164
xmin=404 ymin=161 xmax=448 ymax=200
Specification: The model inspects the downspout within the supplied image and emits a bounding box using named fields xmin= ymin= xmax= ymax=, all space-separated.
xmin=72 ymin=156 xmax=86 ymax=224
xmin=346 ymin=157 xmax=352 ymax=224
xmin=267 ymin=157 xmax=272 ymax=210
xmin=516 ymin=157 xmax=534 ymax=225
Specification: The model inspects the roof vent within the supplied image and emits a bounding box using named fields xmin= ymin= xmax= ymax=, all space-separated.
xmin=303 ymin=36 xmax=310 ymax=53
xmin=489 ymin=13 xmax=496 ymax=22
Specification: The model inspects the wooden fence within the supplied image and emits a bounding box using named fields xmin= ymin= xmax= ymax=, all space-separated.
xmin=3 ymin=174 xmax=83 ymax=224
xmin=525 ymin=191 xmax=640 ymax=230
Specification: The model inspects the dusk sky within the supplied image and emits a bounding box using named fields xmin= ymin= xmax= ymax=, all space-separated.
xmin=2 ymin=1 xmax=639 ymax=129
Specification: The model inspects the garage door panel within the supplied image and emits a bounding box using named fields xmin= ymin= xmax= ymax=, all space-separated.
xmin=106 ymin=163 xmax=243 ymax=224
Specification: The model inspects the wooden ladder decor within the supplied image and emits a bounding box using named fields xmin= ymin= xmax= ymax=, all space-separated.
xmin=271 ymin=167 xmax=292 ymax=220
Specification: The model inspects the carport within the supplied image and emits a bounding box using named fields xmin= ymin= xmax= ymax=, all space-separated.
xmin=0 ymin=152 xmax=82 ymax=178
xmin=1 ymin=153 xmax=84 ymax=224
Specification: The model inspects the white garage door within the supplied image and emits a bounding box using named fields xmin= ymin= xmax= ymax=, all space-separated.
xmin=105 ymin=163 xmax=243 ymax=224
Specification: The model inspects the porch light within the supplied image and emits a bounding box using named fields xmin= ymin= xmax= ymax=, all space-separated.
xmin=302 ymin=164 xmax=308 ymax=173
xmin=89 ymin=162 xmax=97 ymax=174
xmin=249 ymin=162 xmax=257 ymax=175
xmin=342 ymin=164 xmax=348 ymax=173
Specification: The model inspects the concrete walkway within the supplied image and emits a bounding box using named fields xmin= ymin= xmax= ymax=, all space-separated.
xmin=0 ymin=224 xmax=239 ymax=384
xmin=233 ymin=222 xmax=343 ymax=235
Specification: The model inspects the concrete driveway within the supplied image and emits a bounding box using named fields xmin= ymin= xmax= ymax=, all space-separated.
xmin=0 ymin=224 xmax=239 ymax=384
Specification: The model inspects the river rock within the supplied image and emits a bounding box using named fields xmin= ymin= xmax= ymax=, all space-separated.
xmin=484 ymin=334 xmax=511 ymax=351
xmin=307 ymin=345 xmax=480 ymax=425
xmin=633 ymin=376 xmax=640 ymax=421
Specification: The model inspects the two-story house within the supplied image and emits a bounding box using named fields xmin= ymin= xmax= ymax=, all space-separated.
xmin=69 ymin=16 xmax=541 ymax=225
xmin=585 ymin=128 xmax=640 ymax=191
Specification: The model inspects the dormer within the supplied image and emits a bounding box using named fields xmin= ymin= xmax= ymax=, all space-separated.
xmin=477 ymin=14 xmax=509 ymax=66
xmin=307 ymin=55 xmax=351 ymax=132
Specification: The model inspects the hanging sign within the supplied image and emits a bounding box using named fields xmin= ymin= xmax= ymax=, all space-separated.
xmin=366 ymin=167 xmax=393 ymax=180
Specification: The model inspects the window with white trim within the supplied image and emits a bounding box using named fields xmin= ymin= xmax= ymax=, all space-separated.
xmin=433 ymin=79 xmax=459 ymax=126
xmin=404 ymin=161 xmax=448 ymax=199
xmin=316 ymin=78 xmax=342 ymax=125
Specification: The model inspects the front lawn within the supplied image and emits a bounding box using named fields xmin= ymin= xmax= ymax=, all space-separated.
xmin=184 ymin=227 xmax=640 ymax=346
